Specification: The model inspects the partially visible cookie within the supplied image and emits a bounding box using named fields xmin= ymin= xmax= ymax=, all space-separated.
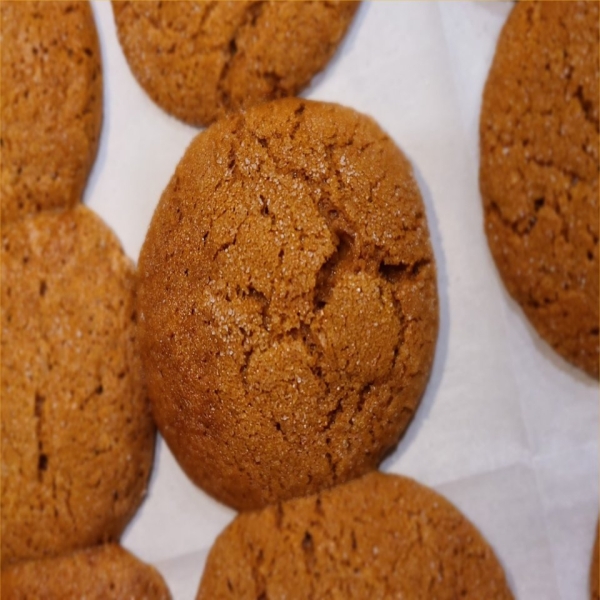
xmin=1 ymin=207 xmax=155 ymax=566
xmin=138 ymin=98 xmax=438 ymax=510
xmin=112 ymin=1 xmax=359 ymax=126
xmin=592 ymin=523 xmax=599 ymax=600
xmin=1 ymin=1 xmax=103 ymax=224
xmin=480 ymin=1 xmax=599 ymax=377
xmin=196 ymin=471 xmax=513 ymax=599
xmin=1 ymin=544 xmax=171 ymax=599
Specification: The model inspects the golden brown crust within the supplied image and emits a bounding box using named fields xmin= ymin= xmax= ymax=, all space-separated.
xmin=138 ymin=98 xmax=438 ymax=510
xmin=112 ymin=1 xmax=359 ymax=126
xmin=1 ymin=544 xmax=171 ymax=599
xmin=592 ymin=523 xmax=599 ymax=600
xmin=1 ymin=1 xmax=103 ymax=224
xmin=480 ymin=1 xmax=599 ymax=377
xmin=1 ymin=207 xmax=155 ymax=566
xmin=197 ymin=472 xmax=513 ymax=599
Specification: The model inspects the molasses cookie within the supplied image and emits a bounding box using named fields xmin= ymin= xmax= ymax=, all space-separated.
xmin=1 ymin=544 xmax=171 ymax=599
xmin=196 ymin=471 xmax=513 ymax=599
xmin=480 ymin=1 xmax=599 ymax=377
xmin=1 ymin=1 xmax=103 ymax=224
xmin=138 ymin=98 xmax=438 ymax=510
xmin=112 ymin=1 xmax=359 ymax=126
xmin=1 ymin=207 xmax=155 ymax=566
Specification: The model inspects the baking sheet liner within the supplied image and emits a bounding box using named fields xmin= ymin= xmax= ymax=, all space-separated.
xmin=83 ymin=3 xmax=599 ymax=598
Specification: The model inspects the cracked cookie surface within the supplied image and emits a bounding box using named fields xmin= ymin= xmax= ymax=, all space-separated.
xmin=196 ymin=471 xmax=513 ymax=599
xmin=1 ymin=207 xmax=155 ymax=566
xmin=138 ymin=98 xmax=438 ymax=510
xmin=480 ymin=1 xmax=599 ymax=377
xmin=112 ymin=1 xmax=359 ymax=127
xmin=1 ymin=1 xmax=103 ymax=224
xmin=1 ymin=544 xmax=171 ymax=599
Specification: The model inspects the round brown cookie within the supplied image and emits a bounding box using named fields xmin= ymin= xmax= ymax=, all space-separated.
xmin=592 ymin=522 xmax=599 ymax=600
xmin=138 ymin=98 xmax=438 ymax=510
xmin=1 ymin=207 xmax=155 ymax=566
xmin=480 ymin=1 xmax=599 ymax=377
xmin=1 ymin=1 xmax=103 ymax=225
xmin=196 ymin=471 xmax=513 ymax=599
xmin=112 ymin=1 xmax=359 ymax=127
xmin=1 ymin=544 xmax=171 ymax=599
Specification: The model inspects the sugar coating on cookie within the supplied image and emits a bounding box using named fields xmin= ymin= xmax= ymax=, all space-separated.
xmin=138 ymin=98 xmax=438 ymax=510
xmin=480 ymin=2 xmax=599 ymax=377
xmin=196 ymin=471 xmax=513 ymax=599
xmin=1 ymin=1 xmax=103 ymax=224
xmin=112 ymin=1 xmax=359 ymax=126
xmin=1 ymin=207 xmax=155 ymax=566
xmin=1 ymin=544 xmax=171 ymax=599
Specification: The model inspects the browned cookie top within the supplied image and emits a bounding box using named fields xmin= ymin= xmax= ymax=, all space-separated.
xmin=1 ymin=544 xmax=171 ymax=599
xmin=196 ymin=471 xmax=513 ymax=599
xmin=112 ymin=1 xmax=359 ymax=127
xmin=480 ymin=1 xmax=599 ymax=377
xmin=1 ymin=207 xmax=155 ymax=566
xmin=138 ymin=98 xmax=438 ymax=510
xmin=1 ymin=1 xmax=103 ymax=224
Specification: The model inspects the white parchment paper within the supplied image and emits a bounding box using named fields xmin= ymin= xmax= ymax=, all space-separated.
xmin=85 ymin=2 xmax=599 ymax=598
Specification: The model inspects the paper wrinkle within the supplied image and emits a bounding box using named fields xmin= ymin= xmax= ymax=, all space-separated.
xmin=83 ymin=2 xmax=599 ymax=599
